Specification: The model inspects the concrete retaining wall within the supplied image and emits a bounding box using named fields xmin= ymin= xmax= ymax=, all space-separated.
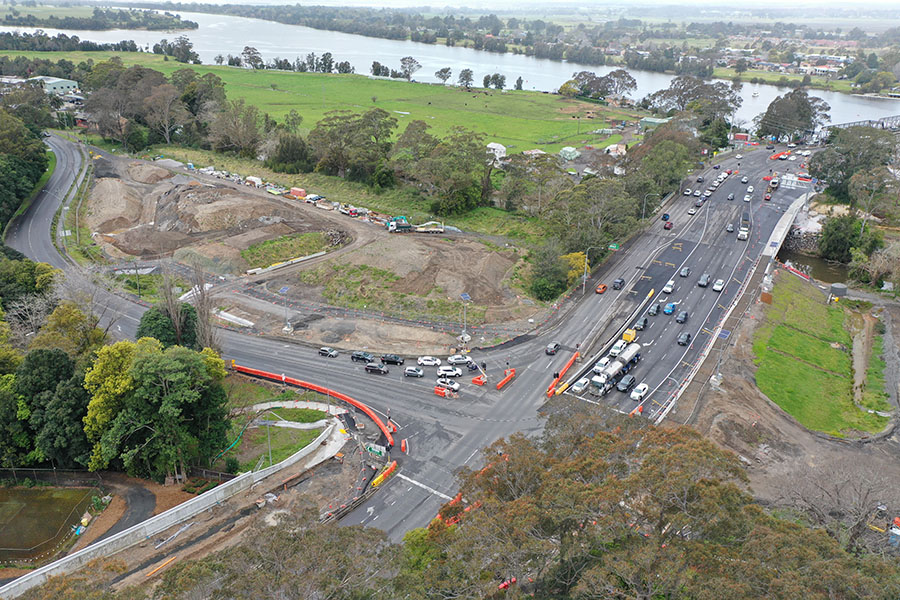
xmin=0 ymin=423 xmax=334 ymax=599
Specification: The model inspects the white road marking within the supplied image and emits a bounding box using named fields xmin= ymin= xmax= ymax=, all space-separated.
xmin=396 ymin=473 xmax=453 ymax=500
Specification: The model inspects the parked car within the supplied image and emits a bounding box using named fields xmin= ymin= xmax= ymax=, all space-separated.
xmin=726 ymin=223 xmax=734 ymax=232
xmin=703 ymin=190 xmax=713 ymax=197
xmin=633 ymin=317 xmax=648 ymax=331
xmin=713 ymin=279 xmax=725 ymax=292
xmin=404 ymin=366 xmax=424 ymax=377
xmin=351 ymin=351 xmax=375 ymax=363
xmin=596 ymin=283 xmax=607 ymax=294
xmin=365 ymin=362 xmax=389 ymax=374
xmin=437 ymin=365 xmax=463 ymax=378
xmin=664 ymin=302 xmax=677 ymax=315
xmin=318 ymin=347 xmax=338 ymax=358
xmin=698 ymin=273 xmax=711 ymax=287
xmin=677 ymin=332 xmax=692 ymax=346
xmin=381 ymin=354 xmax=405 ymax=365
xmin=571 ymin=377 xmax=591 ymax=394
xmin=664 ymin=222 xmax=674 ymax=230
xmin=676 ymin=310 xmax=689 ymax=324
xmin=648 ymin=303 xmax=661 ymax=316
xmin=616 ymin=374 xmax=636 ymax=393
xmin=695 ymin=198 xmax=704 ymax=207
xmin=727 ymin=193 xmax=735 ymax=201
xmin=630 ymin=382 xmax=649 ymax=401
xmin=680 ymin=267 xmax=691 ymax=277
xmin=435 ymin=378 xmax=460 ymax=392
xmin=417 ymin=356 xmax=441 ymax=366
xmin=663 ymin=279 xmax=675 ymax=294
xmin=612 ymin=278 xmax=626 ymax=290
xmin=447 ymin=355 xmax=471 ymax=366
xmin=609 ymin=339 xmax=628 ymax=357
xmin=545 ymin=342 xmax=561 ymax=355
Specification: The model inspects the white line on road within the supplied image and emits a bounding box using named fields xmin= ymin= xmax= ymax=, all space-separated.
xmin=395 ymin=473 xmax=453 ymax=500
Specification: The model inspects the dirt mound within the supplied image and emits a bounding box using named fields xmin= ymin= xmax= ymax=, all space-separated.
xmin=173 ymin=243 xmax=246 ymax=275
xmin=127 ymin=162 xmax=172 ymax=184
xmin=85 ymin=179 xmax=142 ymax=233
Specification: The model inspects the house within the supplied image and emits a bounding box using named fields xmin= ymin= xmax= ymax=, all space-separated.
xmin=604 ymin=143 xmax=627 ymax=157
xmin=486 ymin=142 xmax=507 ymax=165
xmin=28 ymin=76 xmax=79 ymax=95
xmin=638 ymin=117 xmax=672 ymax=132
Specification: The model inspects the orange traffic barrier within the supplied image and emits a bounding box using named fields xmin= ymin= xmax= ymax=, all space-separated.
xmin=401 ymin=439 xmax=407 ymax=453
xmin=496 ymin=368 xmax=515 ymax=390
xmin=546 ymin=352 xmax=580 ymax=397
xmin=371 ymin=460 xmax=397 ymax=487
xmin=472 ymin=374 xmax=486 ymax=386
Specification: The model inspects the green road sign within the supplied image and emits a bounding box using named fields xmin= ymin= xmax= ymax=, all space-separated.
xmin=608 ymin=243 xmax=620 ymax=250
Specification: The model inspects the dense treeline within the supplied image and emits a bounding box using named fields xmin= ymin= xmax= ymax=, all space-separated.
xmin=0 ymin=31 xmax=140 ymax=53
xmin=1 ymin=7 xmax=197 ymax=31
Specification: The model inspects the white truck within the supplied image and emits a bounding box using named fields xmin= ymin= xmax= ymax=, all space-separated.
xmin=737 ymin=211 xmax=750 ymax=241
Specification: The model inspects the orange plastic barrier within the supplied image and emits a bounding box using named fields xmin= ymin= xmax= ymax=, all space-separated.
xmin=496 ymin=368 xmax=515 ymax=390
xmin=371 ymin=460 xmax=397 ymax=487
xmin=547 ymin=352 xmax=580 ymax=397
xmin=472 ymin=374 xmax=486 ymax=386
xmin=401 ymin=439 xmax=407 ymax=453
xmin=232 ymin=364 xmax=394 ymax=447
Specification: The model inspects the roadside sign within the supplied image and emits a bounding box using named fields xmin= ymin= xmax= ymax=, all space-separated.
xmin=608 ymin=243 xmax=620 ymax=251
xmin=460 ymin=293 xmax=471 ymax=302
xmin=718 ymin=330 xmax=731 ymax=340
xmin=278 ymin=286 xmax=289 ymax=294
xmin=365 ymin=444 xmax=386 ymax=457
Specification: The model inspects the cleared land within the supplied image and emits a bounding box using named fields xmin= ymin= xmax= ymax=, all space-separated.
xmin=713 ymin=67 xmax=853 ymax=93
xmin=751 ymin=272 xmax=888 ymax=436
xmin=0 ymin=51 xmax=640 ymax=152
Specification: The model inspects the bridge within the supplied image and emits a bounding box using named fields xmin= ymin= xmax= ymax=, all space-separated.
xmin=823 ymin=114 xmax=900 ymax=133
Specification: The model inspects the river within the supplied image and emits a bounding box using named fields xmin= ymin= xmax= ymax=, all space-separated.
xmin=4 ymin=10 xmax=900 ymax=124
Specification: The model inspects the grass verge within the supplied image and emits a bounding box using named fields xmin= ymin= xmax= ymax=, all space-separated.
xmin=241 ymin=232 xmax=331 ymax=269
xmin=861 ymin=331 xmax=893 ymax=413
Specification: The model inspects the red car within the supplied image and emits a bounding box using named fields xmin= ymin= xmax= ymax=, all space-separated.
xmin=596 ymin=283 xmax=607 ymax=294
xmin=764 ymin=194 xmax=772 ymax=201
xmin=664 ymin=222 xmax=674 ymax=230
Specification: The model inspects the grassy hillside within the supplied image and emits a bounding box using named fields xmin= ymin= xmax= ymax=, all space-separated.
xmin=0 ymin=50 xmax=641 ymax=152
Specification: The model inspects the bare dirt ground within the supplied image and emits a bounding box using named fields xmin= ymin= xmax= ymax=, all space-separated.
xmin=677 ymin=284 xmax=900 ymax=505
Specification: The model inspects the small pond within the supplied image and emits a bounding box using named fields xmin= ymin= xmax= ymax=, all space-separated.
xmin=777 ymin=248 xmax=850 ymax=284
xmin=0 ymin=487 xmax=96 ymax=563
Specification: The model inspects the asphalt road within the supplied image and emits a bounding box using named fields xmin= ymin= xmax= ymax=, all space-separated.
xmin=10 ymin=136 xmax=809 ymax=543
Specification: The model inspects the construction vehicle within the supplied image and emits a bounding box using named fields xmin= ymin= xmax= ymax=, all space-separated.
xmin=339 ymin=204 xmax=360 ymax=217
xmin=387 ymin=217 xmax=412 ymax=232
xmin=414 ymin=221 xmax=445 ymax=233
xmin=387 ymin=216 xmax=444 ymax=234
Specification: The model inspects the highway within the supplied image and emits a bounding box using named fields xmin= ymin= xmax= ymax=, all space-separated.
xmin=8 ymin=135 xmax=809 ymax=542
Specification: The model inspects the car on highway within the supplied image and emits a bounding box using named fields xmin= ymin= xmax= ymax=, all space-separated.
xmin=664 ymin=221 xmax=674 ymax=230
xmin=677 ymin=332 xmax=692 ymax=346
xmin=351 ymin=351 xmax=376 ymax=363
xmin=365 ymin=362 xmax=389 ymax=374
xmin=778 ymin=154 xmax=788 ymax=161
xmin=417 ymin=356 xmax=441 ymax=366
xmin=648 ymin=303 xmax=661 ymax=316
xmin=703 ymin=190 xmax=713 ymax=197
xmin=744 ymin=194 xmax=752 ymax=202
xmin=661 ymin=213 xmax=670 ymax=221
xmin=663 ymin=302 xmax=677 ymax=315
xmin=319 ymin=347 xmax=339 ymax=358
xmin=694 ymin=198 xmax=705 ymax=207
xmin=545 ymin=342 xmax=561 ymax=355
xmin=436 ymin=378 xmax=460 ymax=392
xmin=747 ymin=185 xmax=754 ymax=193
xmin=593 ymin=356 xmax=611 ymax=374
xmin=447 ymin=355 xmax=471 ymax=366
xmin=787 ymin=143 xmax=796 ymax=148
xmin=676 ymin=310 xmax=689 ymax=324
xmin=726 ymin=223 xmax=734 ymax=232
xmin=616 ymin=374 xmax=636 ymax=393
xmin=710 ymin=182 xmax=719 ymax=189
xmin=766 ymin=144 xmax=775 ymax=149
xmin=609 ymin=339 xmax=628 ymax=357
xmin=630 ymin=382 xmax=649 ymax=401
xmin=633 ymin=317 xmax=648 ymax=331
xmin=789 ymin=155 xmax=797 ymax=161
xmin=802 ymin=150 xmax=811 ymax=156
xmin=698 ymin=273 xmax=711 ymax=287
xmin=687 ymin=207 xmax=697 ymax=215
xmin=727 ymin=193 xmax=735 ymax=201
xmin=571 ymin=377 xmax=590 ymax=394
xmin=663 ymin=279 xmax=675 ymax=294
xmin=741 ymin=176 xmax=749 ymax=183
xmin=693 ymin=190 xmax=701 ymax=197
xmin=696 ymin=176 xmax=704 ymax=183
xmin=595 ymin=283 xmax=607 ymax=294
xmin=437 ymin=365 xmax=463 ymax=378
xmin=713 ymin=164 xmax=720 ymax=169
xmin=680 ymin=267 xmax=691 ymax=277
xmin=612 ymin=278 xmax=626 ymax=290
xmin=683 ymin=188 xmax=691 ymax=196
xmin=713 ymin=278 xmax=725 ymax=292
xmin=735 ymin=154 xmax=743 ymax=159
xmin=381 ymin=354 xmax=405 ymax=365
xmin=764 ymin=193 xmax=772 ymax=201
xmin=404 ymin=366 xmax=424 ymax=377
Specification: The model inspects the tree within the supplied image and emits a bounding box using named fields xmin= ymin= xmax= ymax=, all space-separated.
xmin=32 ymin=372 xmax=91 ymax=469
xmin=602 ymin=68 xmax=638 ymax=97
xmin=515 ymin=76 xmax=524 ymax=91
xmin=641 ymin=139 xmax=693 ymax=193
xmin=281 ymin=109 xmax=303 ymax=134
xmin=735 ymin=57 xmax=749 ymax=73
xmin=399 ymin=56 xmax=421 ymax=81
xmin=458 ymin=68 xmax=474 ymax=87
xmin=417 ymin=127 xmax=488 ymax=215
xmin=483 ymin=74 xmax=491 ymax=88
xmin=389 ymin=120 xmax=439 ymax=182
xmin=136 ymin=303 xmax=198 ymax=349
xmin=265 ymin=132 xmax=313 ymax=174
xmin=755 ymin=88 xmax=830 ymax=141
xmin=529 ymin=241 xmax=568 ymax=301
xmin=241 ymin=45 xmax=263 ymax=69
xmin=308 ymin=109 xmax=397 ymax=182
xmin=819 ymin=214 xmax=883 ymax=263
xmin=207 ymin=98 xmax=263 ymax=157
xmin=29 ymin=301 xmax=107 ymax=365
xmin=490 ymin=73 xmax=506 ymax=90
xmin=647 ymin=75 xmax=741 ymax=117
xmin=558 ymin=78 xmax=580 ymax=97
xmin=809 ymin=126 xmax=897 ymax=202
xmin=214 ymin=54 xmax=224 ymax=65
xmin=435 ymin=67 xmax=452 ymax=83
xmin=848 ymin=166 xmax=897 ymax=232
xmin=143 ymin=83 xmax=189 ymax=145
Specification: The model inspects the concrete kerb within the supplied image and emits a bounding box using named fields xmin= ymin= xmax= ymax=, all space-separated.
xmin=0 ymin=423 xmax=339 ymax=599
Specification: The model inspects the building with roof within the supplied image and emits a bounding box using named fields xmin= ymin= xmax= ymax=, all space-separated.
xmin=27 ymin=76 xmax=79 ymax=95
xmin=638 ymin=117 xmax=672 ymax=131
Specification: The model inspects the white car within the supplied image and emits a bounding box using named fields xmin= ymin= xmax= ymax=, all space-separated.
xmin=688 ymin=207 xmax=697 ymax=215
xmin=435 ymin=378 xmax=460 ymax=392
xmin=743 ymin=194 xmax=752 ymax=202
xmin=712 ymin=279 xmax=725 ymax=292
xmin=735 ymin=154 xmax=743 ymax=159
xmin=747 ymin=186 xmax=754 ymax=193
xmin=663 ymin=279 xmax=675 ymax=294
xmin=417 ymin=356 xmax=441 ymax=366
xmin=788 ymin=155 xmax=797 ymax=161
xmin=741 ymin=176 xmax=749 ymax=184
xmin=609 ymin=339 xmax=628 ymax=357
xmin=802 ymin=150 xmax=811 ymax=156
xmin=571 ymin=377 xmax=590 ymax=394
xmin=446 ymin=354 xmax=470 ymax=366
xmin=630 ymin=383 xmax=649 ymax=401
xmin=683 ymin=188 xmax=692 ymax=196
xmin=593 ymin=356 xmax=611 ymax=374
xmin=437 ymin=365 xmax=462 ymax=378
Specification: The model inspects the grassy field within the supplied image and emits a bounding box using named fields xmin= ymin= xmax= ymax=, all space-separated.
xmin=752 ymin=272 xmax=887 ymax=436
xmin=862 ymin=331 xmax=893 ymax=413
xmin=0 ymin=4 xmax=96 ymax=19
xmin=266 ymin=407 xmax=329 ymax=423
xmin=714 ymin=67 xmax=853 ymax=93
xmin=241 ymin=232 xmax=332 ymax=269
xmin=0 ymin=50 xmax=641 ymax=153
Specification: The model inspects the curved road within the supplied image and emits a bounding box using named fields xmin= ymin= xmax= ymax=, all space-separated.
xmin=8 ymin=136 xmax=808 ymax=542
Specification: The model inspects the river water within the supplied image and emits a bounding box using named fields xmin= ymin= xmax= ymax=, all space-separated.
xmin=4 ymin=10 xmax=900 ymax=124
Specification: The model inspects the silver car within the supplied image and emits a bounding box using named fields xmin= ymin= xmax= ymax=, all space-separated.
xmin=712 ymin=279 xmax=725 ymax=292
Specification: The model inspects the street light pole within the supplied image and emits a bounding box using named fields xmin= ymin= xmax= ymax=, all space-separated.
xmin=641 ymin=192 xmax=659 ymax=221
xmin=581 ymin=246 xmax=600 ymax=295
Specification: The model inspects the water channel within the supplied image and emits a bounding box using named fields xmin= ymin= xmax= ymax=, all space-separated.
xmin=3 ymin=10 xmax=900 ymax=124
xmin=776 ymin=247 xmax=850 ymax=284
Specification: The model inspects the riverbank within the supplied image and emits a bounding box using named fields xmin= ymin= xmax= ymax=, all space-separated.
xmin=713 ymin=67 xmax=854 ymax=94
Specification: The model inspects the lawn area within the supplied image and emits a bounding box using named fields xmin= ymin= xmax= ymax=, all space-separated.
xmin=241 ymin=232 xmax=332 ymax=269
xmin=224 ymin=375 xmax=324 ymax=410
xmin=752 ymin=272 xmax=888 ymax=436
xmin=862 ymin=331 xmax=893 ymax=413
xmin=230 ymin=425 xmax=323 ymax=472
xmin=0 ymin=4 xmax=96 ymax=19
xmin=714 ymin=67 xmax=853 ymax=93
xmin=266 ymin=407 xmax=329 ymax=423
xmin=0 ymin=50 xmax=643 ymax=153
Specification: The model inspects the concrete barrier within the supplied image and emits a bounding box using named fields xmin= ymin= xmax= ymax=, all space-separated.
xmin=0 ymin=424 xmax=334 ymax=599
